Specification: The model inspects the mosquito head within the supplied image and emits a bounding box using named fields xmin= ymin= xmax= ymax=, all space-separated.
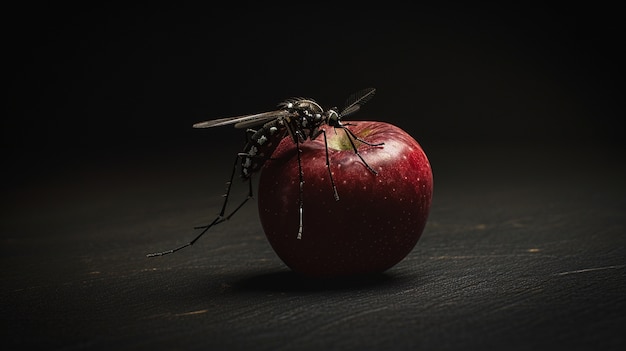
xmin=325 ymin=107 xmax=341 ymax=127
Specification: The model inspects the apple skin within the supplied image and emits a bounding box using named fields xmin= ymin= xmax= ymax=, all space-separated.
xmin=257 ymin=121 xmax=433 ymax=277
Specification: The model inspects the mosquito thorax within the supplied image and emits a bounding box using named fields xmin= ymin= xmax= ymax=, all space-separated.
xmin=300 ymin=99 xmax=323 ymax=114
xmin=282 ymin=99 xmax=323 ymax=114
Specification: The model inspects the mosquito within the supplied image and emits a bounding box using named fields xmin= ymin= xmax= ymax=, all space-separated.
xmin=147 ymin=88 xmax=382 ymax=257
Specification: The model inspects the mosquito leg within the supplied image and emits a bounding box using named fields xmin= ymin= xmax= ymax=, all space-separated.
xmin=196 ymin=153 xmax=240 ymax=226
xmin=245 ymin=128 xmax=257 ymax=140
xmin=295 ymin=134 xmax=304 ymax=240
xmin=146 ymin=154 xmax=244 ymax=257
xmin=341 ymin=127 xmax=379 ymax=175
xmin=223 ymin=175 xmax=253 ymax=221
xmin=343 ymin=126 xmax=384 ymax=147
xmin=321 ymin=129 xmax=340 ymax=201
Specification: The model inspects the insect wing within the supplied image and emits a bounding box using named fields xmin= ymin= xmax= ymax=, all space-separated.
xmin=340 ymin=105 xmax=361 ymax=117
xmin=193 ymin=110 xmax=286 ymax=129
xmin=340 ymin=87 xmax=376 ymax=117
xmin=234 ymin=110 xmax=292 ymax=129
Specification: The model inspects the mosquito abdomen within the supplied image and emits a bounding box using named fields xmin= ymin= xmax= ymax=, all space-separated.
xmin=240 ymin=119 xmax=287 ymax=178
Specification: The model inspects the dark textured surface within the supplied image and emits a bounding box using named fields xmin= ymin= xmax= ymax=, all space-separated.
xmin=2 ymin=144 xmax=625 ymax=350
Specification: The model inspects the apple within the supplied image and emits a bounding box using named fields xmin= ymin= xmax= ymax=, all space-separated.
xmin=257 ymin=121 xmax=433 ymax=277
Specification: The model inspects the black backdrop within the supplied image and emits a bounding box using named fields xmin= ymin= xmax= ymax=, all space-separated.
xmin=5 ymin=3 xmax=624 ymax=175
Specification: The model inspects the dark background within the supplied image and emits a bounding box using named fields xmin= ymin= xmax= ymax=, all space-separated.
xmin=5 ymin=3 xmax=624 ymax=168
xmin=3 ymin=3 xmax=625 ymax=350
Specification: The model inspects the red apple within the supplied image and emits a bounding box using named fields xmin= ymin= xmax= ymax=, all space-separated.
xmin=258 ymin=121 xmax=433 ymax=277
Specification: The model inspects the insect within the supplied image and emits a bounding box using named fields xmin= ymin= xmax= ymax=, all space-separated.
xmin=147 ymin=88 xmax=382 ymax=257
